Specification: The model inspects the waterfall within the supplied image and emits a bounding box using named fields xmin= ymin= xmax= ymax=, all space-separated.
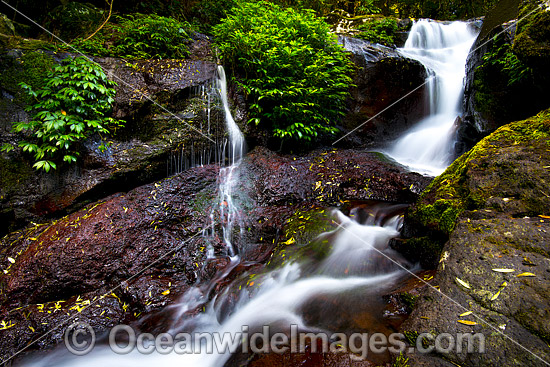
xmin=23 ymin=205 xmax=413 ymax=367
xmin=212 ymin=66 xmax=246 ymax=257
xmin=386 ymin=20 xmax=478 ymax=176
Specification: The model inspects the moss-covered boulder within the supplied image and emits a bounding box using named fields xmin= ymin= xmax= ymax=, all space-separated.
xmin=458 ymin=0 xmax=550 ymax=155
xmin=412 ymin=108 xmax=550 ymax=237
xmin=400 ymin=109 xmax=550 ymax=365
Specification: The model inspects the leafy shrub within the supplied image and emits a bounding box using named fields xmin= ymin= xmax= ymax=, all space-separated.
xmin=356 ymin=18 xmax=398 ymax=46
xmin=481 ymin=41 xmax=532 ymax=86
xmin=213 ymin=1 xmax=354 ymax=142
xmin=45 ymin=2 xmax=104 ymax=40
xmin=190 ymin=0 xmax=239 ymax=31
xmin=1 ymin=56 xmax=123 ymax=171
xmin=72 ymin=14 xmax=192 ymax=59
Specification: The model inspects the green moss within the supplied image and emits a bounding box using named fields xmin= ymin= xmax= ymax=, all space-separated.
xmin=0 ymin=34 xmax=56 ymax=51
xmin=192 ymin=189 xmax=214 ymax=214
xmin=400 ymin=292 xmax=419 ymax=310
xmin=0 ymin=156 xmax=33 ymax=194
xmin=282 ymin=207 xmax=335 ymax=245
xmin=411 ymin=108 xmax=550 ymax=235
xmin=0 ymin=50 xmax=54 ymax=104
xmin=403 ymin=330 xmax=419 ymax=345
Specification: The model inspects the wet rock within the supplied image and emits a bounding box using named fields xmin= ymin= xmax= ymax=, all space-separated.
xmin=458 ymin=0 xmax=550 ymax=155
xmin=337 ymin=36 xmax=428 ymax=148
xmin=0 ymin=146 xmax=430 ymax=360
xmin=401 ymin=108 xmax=550 ymax=365
xmin=0 ymin=36 xmax=222 ymax=236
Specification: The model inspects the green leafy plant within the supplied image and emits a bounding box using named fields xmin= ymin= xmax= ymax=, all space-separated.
xmin=1 ymin=56 xmax=123 ymax=172
xmin=213 ymin=1 xmax=354 ymax=143
xmin=356 ymin=17 xmax=398 ymax=46
xmin=481 ymin=39 xmax=533 ymax=87
xmin=71 ymin=14 xmax=192 ymax=59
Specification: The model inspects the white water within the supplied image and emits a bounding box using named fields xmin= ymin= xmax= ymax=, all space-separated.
xmin=21 ymin=70 xmax=413 ymax=367
xmin=211 ymin=66 xmax=246 ymax=257
xmin=386 ymin=20 xmax=478 ymax=176
xmin=23 ymin=206 xmax=412 ymax=367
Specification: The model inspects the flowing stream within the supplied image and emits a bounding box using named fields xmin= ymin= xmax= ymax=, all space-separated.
xmin=22 ymin=67 xmax=415 ymax=367
xmin=385 ymin=20 xmax=478 ymax=176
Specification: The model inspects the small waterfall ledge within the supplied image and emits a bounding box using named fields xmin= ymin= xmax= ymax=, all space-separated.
xmin=385 ymin=20 xmax=478 ymax=176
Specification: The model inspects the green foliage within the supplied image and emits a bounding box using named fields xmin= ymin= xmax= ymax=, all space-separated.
xmin=71 ymin=14 xmax=192 ymax=59
xmin=377 ymin=0 xmax=498 ymax=19
xmin=2 ymin=56 xmax=123 ymax=171
xmin=45 ymin=2 xmax=104 ymax=40
xmin=213 ymin=1 xmax=354 ymax=142
xmin=481 ymin=38 xmax=532 ymax=87
xmin=392 ymin=352 xmax=410 ymax=367
xmin=273 ymin=0 xmax=380 ymax=15
xmin=356 ymin=18 xmax=398 ymax=46
xmin=190 ymin=0 xmax=239 ymax=31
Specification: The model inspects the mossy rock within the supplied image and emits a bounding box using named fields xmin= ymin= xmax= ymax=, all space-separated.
xmin=513 ymin=1 xmax=550 ymax=68
xmin=410 ymin=108 xmax=550 ymax=235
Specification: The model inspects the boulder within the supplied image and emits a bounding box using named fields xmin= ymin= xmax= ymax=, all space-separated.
xmin=458 ymin=0 xmax=550 ymax=155
xmin=337 ymin=36 xmax=428 ymax=149
xmin=0 ymin=146 xmax=431 ymax=361
xmin=0 ymin=34 xmax=228 ymax=237
xmin=400 ymin=108 xmax=550 ymax=365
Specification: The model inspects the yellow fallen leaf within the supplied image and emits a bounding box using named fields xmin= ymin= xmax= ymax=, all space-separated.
xmin=492 ymin=268 xmax=515 ymax=273
xmin=517 ymin=272 xmax=536 ymax=277
xmin=491 ymin=281 xmax=508 ymax=301
xmin=455 ymin=277 xmax=471 ymax=289
xmin=458 ymin=320 xmax=478 ymax=325
xmin=490 ymin=289 xmax=502 ymax=301
xmin=538 ymin=215 xmax=550 ymax=219
xmin=460 ymin=311 xmax=473 ymax=317
xmin=161 ymin=290 xmax=170 ymax=295
xmin=281 ymin=237 xmax=295 ymax=245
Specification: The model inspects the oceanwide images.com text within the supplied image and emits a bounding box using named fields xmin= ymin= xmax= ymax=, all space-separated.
xmin=65 ymin=322 xmax=486 ymax=358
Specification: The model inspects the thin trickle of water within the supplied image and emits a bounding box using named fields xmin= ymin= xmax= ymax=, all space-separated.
xmin=386 ymin=20 xmax=478 ymax=176
xmin=211 ymin=66 xmax=246 ymax=258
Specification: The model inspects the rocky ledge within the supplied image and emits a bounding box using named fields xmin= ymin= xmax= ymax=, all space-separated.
xmin=400 ymin=108 xmax=550 ymax=366
xmin=0 ymin=146 xmax=431 ymax=362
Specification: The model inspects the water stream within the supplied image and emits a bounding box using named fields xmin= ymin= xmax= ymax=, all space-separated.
xmin=385 ymin=20 xmax=478 ymax=176
xmin=22 ymin=66 xmax=416 ymax=367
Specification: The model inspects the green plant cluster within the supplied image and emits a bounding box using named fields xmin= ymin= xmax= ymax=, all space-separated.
xmin=1 ymin=56 xmax=123 ymax=171
xmin=71 ymin=14 xmax=192 ymax=59
xmin=45 ymin=2 xmax=104 ymax=40
xmin=480 ymin=38 xmax=532 ymax=87
xmin=356 ymin=18 xmax=399 ymax=46
xmin=213 ymin=1 xmax=354 ymax=142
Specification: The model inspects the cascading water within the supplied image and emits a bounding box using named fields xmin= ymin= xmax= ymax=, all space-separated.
xmin=22 ymin=70 xmax=415 ymax=367
xmin=24 ymin=204 xmax=414 ymax=367
xmin=386 ymin=20 xmax=478 ymax=176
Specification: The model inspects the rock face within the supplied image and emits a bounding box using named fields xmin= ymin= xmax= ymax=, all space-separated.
xmin=0 ymin=34 xmax=229 ymax=237
xmin=458 ymin=0 xmax=550 ymax=155
xmin=337 ymin=36 xmax=428 ymax=148
xmin=400 ymin=109 xmax=550 ymax=366
xmin=0 ymin=146 xmax=431 ymax=362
